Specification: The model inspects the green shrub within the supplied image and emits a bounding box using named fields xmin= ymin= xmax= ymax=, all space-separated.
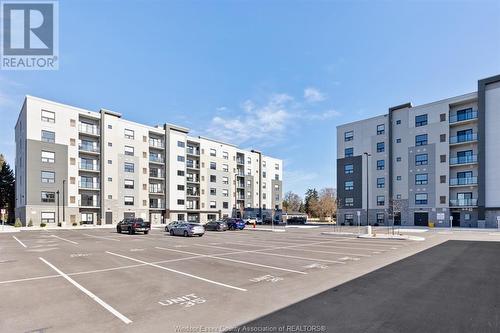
xmin=14 ymin=218 xmax=22 ymax=228
xmin=40 ymin=222 xmax=46 ymax=228
xmin=28 ymin=219 xmax=33 ymax=227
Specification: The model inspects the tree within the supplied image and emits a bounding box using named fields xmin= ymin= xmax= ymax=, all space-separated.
xmin=304 ymin=188 xmax=319 ymax=217
xmin=0 ymin=160 xmax=15 ymax=223
xmin=317 ymin=188 xmax=336 ymax=220
xmin=283 ymin=191 xmax=302 ymax=213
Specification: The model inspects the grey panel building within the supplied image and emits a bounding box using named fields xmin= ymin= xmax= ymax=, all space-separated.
xmin=336 ymin=74 xmax=500 ymax=228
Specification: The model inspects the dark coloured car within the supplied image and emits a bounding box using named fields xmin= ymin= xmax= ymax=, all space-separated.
xmin=224 ymin=218 xmax=246 ymax=230
xmin=165 ymin=221 xmax=181 ymax=232
xmin=205 ymin=220 xmax=228 ymax=232
xmin=286 ymin=216 xmax=307 ymax=225
xmin=117 ymin=218 xmax=151 ymax=234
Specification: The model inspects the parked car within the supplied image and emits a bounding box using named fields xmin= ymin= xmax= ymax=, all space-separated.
xmin=224 ymin=218 xmax=246 ymax=230
xmin=117 ymin=218 xmax=151 ymax=235
xmin=205 ymin=220 xmax=228 ymax=231
xmin=286 ymin=216 xmax=307 ymax=225
xmin=165 ymin=221 xmax=181 ymax=232
xmin=169 ymin=222 xmax=205 ymax=237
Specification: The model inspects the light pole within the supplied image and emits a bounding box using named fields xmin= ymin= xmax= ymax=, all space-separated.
xmin=363 ymin=152 xmax=371 ymax=226
xmin=56 ymin=190 xmax=60 ymax=226
xmin=62 ymin=179 xmax=66 ymax=225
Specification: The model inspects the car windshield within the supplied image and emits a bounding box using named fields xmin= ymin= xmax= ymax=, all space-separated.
xmin=189 ymin=223 xmax=200 ymax=227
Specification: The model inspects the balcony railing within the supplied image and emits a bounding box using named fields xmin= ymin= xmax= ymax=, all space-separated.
xmin=149 ymin=155 xmax=164 ymax=163
xmin=237 ymin=182 xmax=245 ymax=188
xmin=79 ymin=144 xmax=100 ymax=153
xmin=79 ymin=163 xmax=100 ymax=171
xmin=449 ymin=198 xmax=477 ymax=207
xmin=449 ymin=177 xmax=478 ymax=186
xmin=449 ymin=133 xmax=478 ymax=144
xmin=79 ymin=123 xmax=100 ymax=135
xmin=186 ymin=147 xmax=200 ymax=156
xmin=449 ymin=155 xmax=478 ymax=165
xmin=236 ymin=159 xmax=244 ymax=165
xmin=186 ymin=191 xmax=199 ymax=196
xmin=449 ymin=110 xmax=478 ymax=124
xmin=149 ymin=202 xmax=165 ymax=209
xmin=78 ymin=199 xmax=99 ymax=207
xmin=186 ymin=177 xmax=199 ymax=183
xmin=149 ymin=187 xmax=164 ymax=194
xmin=186 ymin=161 xmax=200 ymax=169
xmin=79 ymin=181 xmax=100 ymax=189
xmin=237 ymin=195 xmax=245 ymax=200
xmin=149 ymin=140 xmax=164 ymax=149
xmin=149 ymin=171 xmax=164 ymax=178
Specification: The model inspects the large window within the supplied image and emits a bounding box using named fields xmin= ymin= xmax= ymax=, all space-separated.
xmin=209 ymin=201 xmax=216 ymax=209
xmin=376 ymin=213 xmax=384 ymax=225
xmin=222 ymin=164 xmax=229 ymax=172
xmin=415 ymin=174 xmax=428 ymax=185
xmin=210 ymin=175 xmax=216 ymax=182
xmin=415 ymin=134 xmax=428 ymax=146
xmin=210 ymin=188 xmax=216 ymax=195
xmin=124 ymin=146 xmax=134 ymax=156
xmin=377 ymin=160 xmax=385 ymax=170
xmin=124 ymin=196 xmax=134 ymax=206
xmin=344 ymin=214 xmax=354 ymax=225
xmin=344 ymin=181 xmax=354 ymax=191
xmin=376 ymin=196 xmax=385 ymax=206
xmin=345 ymin=148 xmax=353 ymax=157
xmin=415 ymin=153 xmax=428 ymax=165
xmin=124 ymin=179 xmax=134 ymax=189
xmin=415 ymin=193 xmax=428 ymax=205
xmin=41 ymin=191 xmax=55 ymax=203
xmin=177 ymin=141 xmax=185 ymax=148
xmin=210 ymin=148 xmax=217 ymax=157
xmin=344 ymin=131 xmax=354 ymax=141
xmin=124 ymin=129 xmax=135 ymax=139
xmin=377 ymin=177 xmax=385 ymax=188
xmin=377 ymin=142 xmax=385 ymax=153
xmin=124 ymin=162 xmax=134 ymax=173
xmin=344 ymin=164 xmax=353 ymax=174
xmin=41 ymin=130 xmax=55 ymax=143
xmin=222 ymin=176 xmax=229 ymax=184
xmin=41 ymin=171 xmax=55 ymax=183
xmin=222 ymin=189 xmax=229 ymax=197
xmin=210 ymin=162 xmax=216 ymax=170
xmin=415 ymin=114 xmax=428 ymax=127
xmin=377 ymin=124 xmax=385 ymax=135
xmin=345 ymin=198 xmax=354 ymax=207
xmin=41 ymin=212 xmax=55 ymax=223
xmin=41 ymin=151 xmax=55 ymax=163
xmin=222 ymin=151 xmax=228 ymax=159
xmin=177 ymin=155 xmax=185 ymax=162
xmin=41 ymin=110 xmax=55 ymax=123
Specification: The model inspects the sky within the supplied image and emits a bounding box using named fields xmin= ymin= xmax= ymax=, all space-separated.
xmin=1 ymin=0 xmax=499 ymax=198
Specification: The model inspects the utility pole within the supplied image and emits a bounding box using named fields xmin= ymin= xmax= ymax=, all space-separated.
xmin=56 ymin=190 xmax=60 ymax=226
xmin=363 ymin=152 xmax=371 ymax=226
xmin=251 ymin=150 xmax=262 ymax=221
xmin=62 ymin=179 xmax=66 ymax=224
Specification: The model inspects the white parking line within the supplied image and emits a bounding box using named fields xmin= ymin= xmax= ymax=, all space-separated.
xmin=83 ymin=234 xmax=120 ymax=242
xmin=155 ymin=247 xmax=308 ymax=275
xmin=106 ymin=251 xmax=247 ymax=292
xmin=39 ymin=257 xmax=132 ymax=324
xmin=51 ymin=235 xmax=79 ymax=245
xmin=12 ymin=236 xmax=27 ymax=248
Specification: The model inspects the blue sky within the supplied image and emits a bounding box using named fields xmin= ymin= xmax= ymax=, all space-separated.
xmin=1 ymin=0 xmax=499 ymax=197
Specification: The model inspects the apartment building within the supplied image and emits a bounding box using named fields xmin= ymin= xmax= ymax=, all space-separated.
xmin=337 ymin=74 xmax=500 ymax=228
xmin=15 ymin=96 xmax=283 ymax=226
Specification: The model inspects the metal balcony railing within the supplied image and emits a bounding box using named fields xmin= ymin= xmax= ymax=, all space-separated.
xmin=186 ymin=161 xmax=200 ymax=169
xmin=186 ymin=148 xmax=200 ymax=155
xmin=79 ymin=123 xmax=100 ymax=135
xmin=78 ymin=199 xmax=99 ymax=207
xmin=449 ymin=110 xmax=478 ymax=124
xmin=79 ymin=144 xmax=100 ymax=153
xmin=449 ymin=198 xmax=477 ymax=207
xmin=149 ymin=187 xmax=164 ymax=194
xmin=149 ymin=202 xmax=165 ymax=209
xmin=449 ymin=177 xmax=478 ymax=186
xmin=79 ymin=181 xmax=100 ymax=189
xmin=79 ymin=163 xmax=99 ymax=171
xmin=149 ymin=140 xmax=164 ymax=148
xmin=149 ymin=155 xmax=164 ymax=163
xmin=449 ymin=133 xmax=478 ymax=144
xmin=149 ymin=171 xmax=164 ymax=178
xmin=449 ymin=155 xmax=478 ymax=165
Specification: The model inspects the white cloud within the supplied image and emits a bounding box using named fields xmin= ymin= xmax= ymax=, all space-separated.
xmin=304 ymin=87 xmax=326 ymax=103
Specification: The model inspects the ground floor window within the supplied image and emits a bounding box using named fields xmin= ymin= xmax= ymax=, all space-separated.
xmin=177 ymin=214 xmax=185 ymax=221
xmin=81 ymin=213 xmax=93 ymax=224
xmin=376 ymin=213 xmax=384 ymax=225
xmin=207 ymin=214 xmax=217 ymax=221
xmin=41 ymin=212 xmax=55 ymax=224
xmin=345 ymin=214 xmax=354 ymax=225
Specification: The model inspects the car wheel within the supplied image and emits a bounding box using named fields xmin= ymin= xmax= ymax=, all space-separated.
xmin=170 ymin=230 xmax=174 ymax=236
xmin=144 ymin=230 xmax=149 ymax=235
xmin=183 ymin=231 xmax=188 ymax=237
xmin=199 ymin=234 xmax=203 ymax=237
xmin=128 ymin=228 xmax=133 ymax=235
xmin=117 ymin=227 xmax=121 ymax=233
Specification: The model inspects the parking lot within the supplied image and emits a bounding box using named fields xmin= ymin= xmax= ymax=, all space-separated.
xmin=0 ymin=226 xmax=498 ymax=332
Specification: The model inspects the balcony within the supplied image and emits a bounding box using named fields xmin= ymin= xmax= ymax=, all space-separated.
xmin=186 ymin=190 xmax=199 ymax=197
xmin=149 ymin=155 xmax=164 ymax=164
xmin=186 ymin=161 xmax=200 ymax=169
xmin=149 ymin=170 xmax=164 ymax=178
xmin=79 ymin=144 xmax=100 ymax=153
xmin=79 ymin=162 xmax=100 ymax=172
xmin=186 ymin=176 xmax=199 ymax=183
xmin=449 ymin=133 xmax=478 ymax=145
xmin=79 ymin=181 xmax=100 ymax=190
xmin=79 ymin=123 xmax=100 ymax=136
xmin=186 ymin=147 xmax=200 ymax=156
xmin=149 ymin=187 xmax=164 ymax=194
xmin=149 ymin=139 xmax=164 ymax=149
xmin=449 ymin=198 xmax=478 ymax=207
xmin=149 ymin=201 xmax=165 ymax=209
xmin=78 ymin=199 xmax=99 ymax=207
xmin=449 ymin=110 xmax=478 ymax=124
xmin=449 ymin=177 xmax=478 ymax=186
xmin=237 ymin=195 xmax=245 ymax=200
xmin=236 ymin=159 xmax=244 ymax=165
xmin=449 ymin=155 xmax=478 ymax=166
xmin=237 ymin=182 xmax=245 ymax=188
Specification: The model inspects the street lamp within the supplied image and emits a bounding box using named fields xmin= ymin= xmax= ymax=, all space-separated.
xmin=363 ymin=152 xmax=371 ymax=226
xmin=56 ymin=190 xmax=60 ymax=226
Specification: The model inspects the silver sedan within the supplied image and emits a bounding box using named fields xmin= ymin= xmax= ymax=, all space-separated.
xmin=169 ymin=222 xmax=205 ymax=237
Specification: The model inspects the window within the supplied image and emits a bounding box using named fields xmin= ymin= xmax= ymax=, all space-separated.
xmin=275 ymin=163 xmax=280 ymax=170
xmin=263 ymin=171 xmax=267 ymax=178
xmin=415 ymin=134 xmax=428 ymax=146
xmin=108 ymin=124 xmax=112 ymax=129
xmin=415 ymin=193 xmax=428 ymax=205
xmin=263 ymin=161 xmax=267 ymax=167
xmin=345 ymin=148 xmax=353 ymax=157
xmin=377 ymin=177 xmax=385 ymax=188
xmin=177 ymin=170 xmax=185 ymax=176
xmin=210 ymin=188 xmax=216 ymax=195
xmin=345 ymin=214 xmax=354 ymax=225
xmin=439 ymin=113 xmax=446 ymax=122
xmin=377 ymin=160 xmax=385 ymax=170
xmin=41 ymin=130 xmax=55 ymax=143
xmin=177 ymin=141 xmax=185 ymax=148
xmin=345 ymin=198 xmax=354 ymax=207
xmin=177 ymin=199 xmax=185 ymax=205
xmin=124 ymin=146 xmax=134 ymax=156
xmin=124 ymin=179 xmax=134 ymax=189
xmin=440 ymin=155 xmax=446 ymax=163
xmin=416 ymin=154 xmax=428 ymax=165
xmin=263 ymin=182 xmax=266 ymax=189
xmin=222 ymin=164 xmax=229 ymax=172
xmin=376 ymin=213 xmax=384 ymax=225
xmin=41 ymin=171 xmax=55 ymax=183
xmin=246 ymin=168 xmax=251 ymax=175
xmin=376 ymin=196 xmax=385 ymax=206
xmin=223 ymin=202 xmax=229 ymax=209
xmin=124 ymin=162 xmax=134 ymax=173
xmin=41 ymin=110 xmax=55 ymax=123
xmin=124 ymin=129 xmax=134 ymax=139
xmin=440 ymin=134 xmax=446 ymax=142
xmin=415 ymin=174 xmax=428 ymax=185
xmin=108 ymin=142 xmax=112 ymax=147
xmin=440 ymin=196 xmax=446 ymax=204
xmin=210 ymin=175 xmax=216 ymax=182
xmin=440 ymin=175 xmax=446 ymax=184
xmin=222 ymin=189 xmax=229 ymax=197
xmin=177 ymin=156 xmax=185 ymax=162
xmin=247 ymin=157 xmax=252 ymax=164
xmin=396 ymin=120 xmax=401 ymax=125
xmin=41 ymin=191 xmax=55 ymax=203
xmin=210 ymin=148 xmax=217 ymax=157
xmin=41 ymin=212 xmax=55 ymax=224
xmin=396 ymin=138 xmax=401 ymax=143
xmin=222 ymin=176 xmax=229 ymax=184
xmin=377 ymin=142 xmax=385 ymax=153
xmin=41 ymin=151 xmax=55 ymax=163
xmin=344 ymin=181 xmax=354 ymax=191
xmin=415 ymin=114 xmax=428 ymax=127
xmin=209 ymin=201 xmax=216 ymax=209
xmin=377 ymin=124 xmax=385 ymax=135
xmin=396 ymin=157 xmax=402 ymax=162
xmin=222 ymin=151 xmax=228 ymax=159
xmin=208 ymin=162 xmax=216 ymax=170
xmin=344 ymin=164 xmax=353 ymax=174
xmin=124 ymin=196 xmax=134 ymax=206
xmin=344 ymin=131 xmax=354 ymax=141
xmin=396 ymin=176 xmax=402 ymax=181
xmin=275 ymin=174 xmax=279 ymax=181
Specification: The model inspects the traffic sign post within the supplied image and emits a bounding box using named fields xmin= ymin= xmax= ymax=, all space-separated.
xmin=449 ymin=215 xmax=453 ymax=230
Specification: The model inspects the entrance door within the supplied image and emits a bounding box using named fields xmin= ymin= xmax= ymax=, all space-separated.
xmin=414 ymin=212 xmax=428 ymax=226
xmin=394 ymin=212 xmax=401 ymax=226
xmin=452 ymin=212 xmax=460 ymax=227
xmin=105 ymin=211 xmax=112 ymax=224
